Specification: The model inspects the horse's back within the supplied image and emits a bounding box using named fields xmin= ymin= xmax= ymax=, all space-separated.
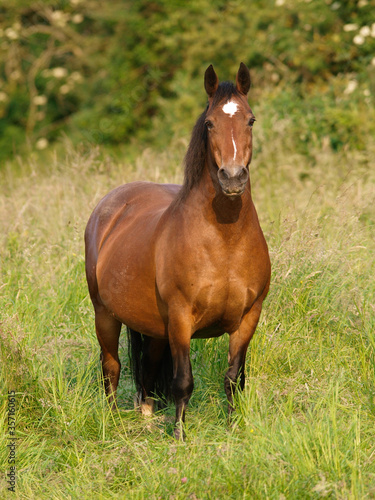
xmin=85 ymin=182 xmax=180 ymax=334
xmin=85 ymin=181 xmax=180 ymax=260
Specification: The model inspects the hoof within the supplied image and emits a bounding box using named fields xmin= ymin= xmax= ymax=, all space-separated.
xmin=141 ymin=397 xmax=155 ymax=416
xmin=134 ymin=391 xmax=155 ymax=417
xmin=174 ymin=423 xmax=186 ymax=441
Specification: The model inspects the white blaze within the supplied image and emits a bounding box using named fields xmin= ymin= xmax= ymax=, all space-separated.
xmin=222 ymin=100 xmax=238 ymax=117
xmin=231 ymin=130 xmax=237 ymax=161
xmin=222 ymin=100 xmax=239 ymax=161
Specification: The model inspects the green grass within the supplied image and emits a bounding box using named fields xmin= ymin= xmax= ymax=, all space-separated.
xmin=1 ymin=136 xmax=375 ymax=498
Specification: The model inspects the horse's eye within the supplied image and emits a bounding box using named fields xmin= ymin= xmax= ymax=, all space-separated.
xmin=205 ymin=120 xmax=214 ymax=130
xmin=248 ymin=118 xmax=256 ymax=127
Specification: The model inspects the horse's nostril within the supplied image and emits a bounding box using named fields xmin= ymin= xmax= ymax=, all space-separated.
xmin=218 ymin=168 xmax=230 ymax=181
xmin=238 ymin=167 xmax=248 ymax=183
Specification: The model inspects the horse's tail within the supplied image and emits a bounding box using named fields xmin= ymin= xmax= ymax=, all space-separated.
xmin=127 ymin=328 xmax=173 ymax=402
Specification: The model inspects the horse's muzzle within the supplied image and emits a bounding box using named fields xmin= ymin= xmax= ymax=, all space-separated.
xmin=217 ymin=166 xmax=248 ymax=197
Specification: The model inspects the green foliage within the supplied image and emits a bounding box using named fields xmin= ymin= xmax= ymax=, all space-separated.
xmin=0 ymin=0 xmax=374 ymax=162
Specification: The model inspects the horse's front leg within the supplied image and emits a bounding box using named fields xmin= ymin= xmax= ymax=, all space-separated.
xmin=225 ymin=299 xmax=264 ymax=417
xmin=168 ymin=313 xmax=194 ymax=440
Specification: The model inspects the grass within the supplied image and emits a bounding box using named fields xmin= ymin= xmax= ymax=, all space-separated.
xmin=1 ymin=133 xmax=375 ymax=498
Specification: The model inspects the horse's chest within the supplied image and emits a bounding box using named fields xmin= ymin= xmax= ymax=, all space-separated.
xmin=190 ymin=263 xmax=263 ymax=332
xmin=157 ymin=217 xmax=270 ymax=333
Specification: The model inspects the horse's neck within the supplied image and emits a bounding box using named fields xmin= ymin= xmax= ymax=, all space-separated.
xmin=182 ymin=163 xmax=256 ymax=232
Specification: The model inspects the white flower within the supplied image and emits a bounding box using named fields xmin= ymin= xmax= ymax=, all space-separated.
xmin=371 ymin=57 xmax=375 ymax=66
xmin=344 ymin=80 xmax=358 ymax=95
xmin=51 ymin=10 xmax=64 ymax=20
xmin=59 ymin=84 xmax=70 ymax=94
xmin=51 ymin=10 xmax=69 ymax=27
xmin=10 ymin=70 xmax=21 ymax=80
xmin=371 ymin=23 xmax=375 ymax=38
xmin=72 ymin=14 xmax=84 ymax=24
xmin=33 ymin=95 xmax=47 ymax=106
xmin=358 ymin=0 xmax=368 ymax=6
xmin=36 ymin=138 xmax=49 ymax=150
xmin=359 ymin=26 xmax=371 ymax=37
xmin=363 ymin=89 xmax=371 ymax=97
xmin=5 ymin=28 xmax=18 ymax=40
xmin=276 ymin=0 xmax=285 ymax=5
xmin=343 ymin=24 xmax=358 ymax=32
xmin=51 ymin=67 xmax=68 ymax=78
xmin=70 ymin=71 xmax=83 ymax=82
xmin=0 ymin=91 xmax=8 ymax=102
xmin=353 ymin=34 xmax=365 ymax=45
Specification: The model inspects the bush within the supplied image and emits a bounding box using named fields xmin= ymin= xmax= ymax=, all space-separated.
xmin=0 ymin=0 xmax=374 ymax=162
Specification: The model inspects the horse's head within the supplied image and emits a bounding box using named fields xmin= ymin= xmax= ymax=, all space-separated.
xmin=204 ymin=63 xmax=254 ymax=198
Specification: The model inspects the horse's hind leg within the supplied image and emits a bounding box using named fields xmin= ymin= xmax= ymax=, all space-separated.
xmin=131 ymin=335 xmax=170 ymax=416
xmin=94 ymin=304 xmax=122 ymax=407
xmin=143 ymin=337 xmax=170 ymax=413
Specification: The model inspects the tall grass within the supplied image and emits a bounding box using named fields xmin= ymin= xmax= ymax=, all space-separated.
xmin=1 ymin=135 xmax=375 ymax=498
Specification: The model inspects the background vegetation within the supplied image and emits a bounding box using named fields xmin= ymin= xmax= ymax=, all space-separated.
xmin=1 ymin=0 xmax=375 ymax=498
xmin=1 ymin=0 xmax=375 ymax=161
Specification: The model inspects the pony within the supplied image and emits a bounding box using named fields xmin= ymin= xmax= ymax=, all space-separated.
xmin=85 ymin=63 xmax=271 ymax=439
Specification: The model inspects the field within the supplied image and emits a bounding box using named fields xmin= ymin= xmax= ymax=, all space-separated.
xmin=1 ymin=128 xmax=375 ymax=498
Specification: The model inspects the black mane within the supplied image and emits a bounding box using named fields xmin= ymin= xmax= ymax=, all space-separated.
xmin=177 ymin=81 xmax=240 ymax=201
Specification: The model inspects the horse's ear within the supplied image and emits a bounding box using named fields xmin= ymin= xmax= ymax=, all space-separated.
xmin=204 ymin=64 xmax=219 ymax=98
xmin=236 ymin=62 xmax=251 ymax=95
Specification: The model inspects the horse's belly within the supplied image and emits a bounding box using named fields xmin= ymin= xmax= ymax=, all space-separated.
xmin=192 ymin=323 xmax=225 ymax=339
xmin=97 ymin=259 xmax=167 ymax=337
xmin=96 ymin=234 xmax=168 ymax=338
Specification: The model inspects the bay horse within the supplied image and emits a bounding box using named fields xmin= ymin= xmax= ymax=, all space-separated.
xmin=85 ymin=63 xmax=271 ymax=439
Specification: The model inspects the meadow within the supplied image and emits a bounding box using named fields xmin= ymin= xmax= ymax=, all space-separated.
xmin=1 ymin=0 xmax=375 ymax=497
xmin=1 ymin=120 xmax=375 ymax=498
